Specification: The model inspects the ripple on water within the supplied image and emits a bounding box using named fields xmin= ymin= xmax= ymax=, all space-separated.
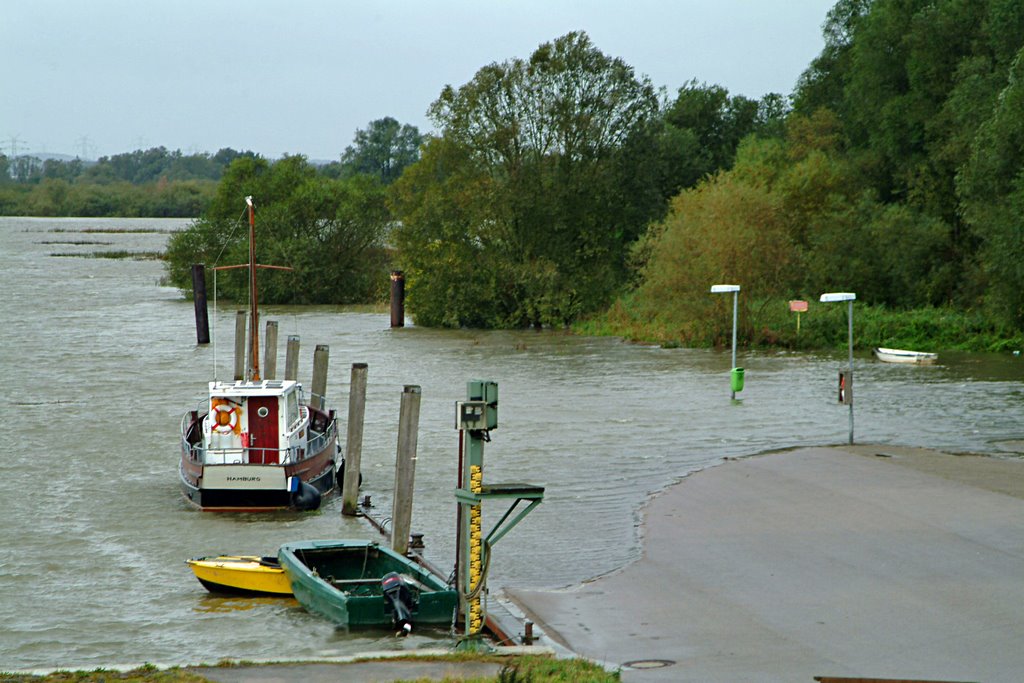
xmin=2 ymin=217 xmax=1023 ymax=670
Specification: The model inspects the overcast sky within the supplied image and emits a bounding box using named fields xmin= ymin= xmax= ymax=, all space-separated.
xmin=3 ymin=1 xmax=835 ymax=161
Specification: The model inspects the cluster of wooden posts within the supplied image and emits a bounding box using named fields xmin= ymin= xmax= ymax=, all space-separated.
xmin=233 ymin=314 xmax=422 ymax=557
xmin=188 ymin=263 xmax=526 ymax=642
xmin=190 ymin=262 xmax=417 ymax=552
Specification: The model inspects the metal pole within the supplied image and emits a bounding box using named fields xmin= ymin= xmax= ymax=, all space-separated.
xmin=730 ymin=290 xmax=738 ymax=400
xmin=246 ymin=198 xmax=261 ymax=381
xmin=461 ymin=427 xmax=485 ymax=637
xmin=847 ymin=300 xmax=854 ymax=444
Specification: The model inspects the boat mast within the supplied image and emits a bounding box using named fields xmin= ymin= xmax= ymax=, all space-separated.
xmin=213 ymin=198 xmax=292 ymax=382
xmin=246 ymin=196 xmax=261 ymax=381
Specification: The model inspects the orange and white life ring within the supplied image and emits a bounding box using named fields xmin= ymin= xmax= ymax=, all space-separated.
xmin=209 ymin=400 xmax=242 ymax=435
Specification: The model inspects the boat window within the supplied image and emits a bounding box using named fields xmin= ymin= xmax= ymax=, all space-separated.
xmin=286 ymin=391 xmax=299 ymax=428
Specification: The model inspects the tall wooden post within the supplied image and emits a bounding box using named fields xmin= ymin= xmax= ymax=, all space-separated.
xmin=264 ymin=320 xmax=279 ymax=380
xmin=285 ymin=335 xmax=300 ymax=381
xmin=342 ymin=363 xmax=368 ymax=516
xmin=191 ymin=264 xmax=210 ymax=345
xmin=311 ymin=344 xmax=329 ymax=411
xmin=391 ymin=385 xmax=421 ymax=556
xmin=390 ymin=270 xmax=405 ymax=328
xmin=233 ymin=310 xmax=247 ymax=381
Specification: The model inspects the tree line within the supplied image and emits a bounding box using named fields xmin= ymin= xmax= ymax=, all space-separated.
xmin=97 ymin=2 xmax=1024 ymax=347
xmin=0 ymin=127 xmax=420 ymax=217
xmin=0 ymin=147 xmax=254 ymax=216
xmin=166 ymin=34 xmax=781 ymax=322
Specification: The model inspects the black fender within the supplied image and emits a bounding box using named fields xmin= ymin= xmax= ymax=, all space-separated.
xmin=290 ymin=481 xmax=322 ymax=511
xmin=337 ymin=458 xmax=364 ymax=487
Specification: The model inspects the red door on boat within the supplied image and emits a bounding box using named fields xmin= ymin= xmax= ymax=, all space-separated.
xmin=248 ymin=396 xmax=280 ymax=463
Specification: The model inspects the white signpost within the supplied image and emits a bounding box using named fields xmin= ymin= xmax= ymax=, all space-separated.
xmin=820 ymin=292 xmax=856 ymax=444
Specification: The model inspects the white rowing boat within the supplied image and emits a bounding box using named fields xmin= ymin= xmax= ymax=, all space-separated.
xmin=873 ymin=347 xmax=938 ymax=364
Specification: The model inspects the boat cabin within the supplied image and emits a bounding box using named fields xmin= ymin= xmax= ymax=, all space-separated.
xmin=203 ymin=379 xmax=309 ymax=465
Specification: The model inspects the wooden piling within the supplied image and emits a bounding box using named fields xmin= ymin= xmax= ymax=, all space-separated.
xmin=264 ymin=320 xmax=279 ymax=380
xmin=233 ymin=310 xmax=247 ymax=381
xmin=311 ymin=344 xmax=329 ymax=410
xmin=390 ymin=270 xmax=405 ymax=328
xmin=285 ymin=335 xmax=300 ymax=381
xmin=341 ymin=363 xmax=368 ymax=516
xmin=191 ymin=264 xmax=210 ymax=345
xmin=391 ymin=385 xmax=421 ymax=556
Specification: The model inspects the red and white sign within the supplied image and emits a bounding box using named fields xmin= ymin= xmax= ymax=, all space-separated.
xmin=789 ymin=300 xmax=808 ymax=312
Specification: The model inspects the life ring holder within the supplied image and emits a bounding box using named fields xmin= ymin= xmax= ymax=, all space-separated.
xmin=209 ymin=400 xmax=241 ymax=435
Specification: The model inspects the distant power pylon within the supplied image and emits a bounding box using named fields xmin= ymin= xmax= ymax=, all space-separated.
xmin=75 ymin=135 xmax=95 ymax=160
xmin=7 ymin=134 xmax=26 ymax=157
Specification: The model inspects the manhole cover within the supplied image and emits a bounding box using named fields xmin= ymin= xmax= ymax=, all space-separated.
xmin=623 ymin=659 xmax=675 ymax=669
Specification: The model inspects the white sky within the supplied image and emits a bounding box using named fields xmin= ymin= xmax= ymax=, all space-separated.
xmin=3 ymin=0 xmax=835 ymax=161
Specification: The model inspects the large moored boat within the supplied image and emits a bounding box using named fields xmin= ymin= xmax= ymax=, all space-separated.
xmin=178 ymin=197 xmax=338 ymax=511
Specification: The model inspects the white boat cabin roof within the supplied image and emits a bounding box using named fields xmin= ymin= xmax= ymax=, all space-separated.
xmin=208 ymin=379 xmax=301 ymax=398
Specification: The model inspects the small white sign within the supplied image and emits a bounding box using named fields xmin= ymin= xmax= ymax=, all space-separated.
xmin=820 ymin=292 xmax=856 ymax=302
xmin=202 ymin=465 xmax=286 ymax=490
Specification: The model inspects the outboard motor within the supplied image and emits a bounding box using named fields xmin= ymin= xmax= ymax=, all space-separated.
xmin=289 ymin=481 xmax=321 ymax=511
xmin=381 ymin=571 xmax=413 ymax=636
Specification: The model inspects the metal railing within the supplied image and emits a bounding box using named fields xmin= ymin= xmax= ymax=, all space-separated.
xmin=179 ymin=402 xmax=337 ymax=466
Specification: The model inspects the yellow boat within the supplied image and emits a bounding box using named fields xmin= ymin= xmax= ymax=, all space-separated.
xmin=186 ymin=555 xmax=293 ymax=596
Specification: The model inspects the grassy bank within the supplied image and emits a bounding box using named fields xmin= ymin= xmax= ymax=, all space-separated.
xmin=574 ymin=295 xmax=1024 ymax=353
xmin=0 ymin=655 xmax=619 ymax=683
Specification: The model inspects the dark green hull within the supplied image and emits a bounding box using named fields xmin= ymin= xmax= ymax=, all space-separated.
xmin=278 ymin=539 xmax=458 ymax=628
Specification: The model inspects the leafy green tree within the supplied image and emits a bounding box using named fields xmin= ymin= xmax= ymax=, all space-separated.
xmin=165 ymin=155 xmax=392 ymax=304
xmin=388 ymin=136 xmax=500 ymax=327
xmin=629 ymin=167 xmax=796 ymax=343
xmin=663 ymin=81 xmax=787 ymax=188
xmin=958 ymin=44 xmax=1024 ymax=324
xmin=793 ymin=0 xmax=871 ymax=119
xmin=42 ymin=157 xmax=83 ymax=181
xmin=11 ymin=156 xmax=43 ymax=183
xmin=392 ymin=31 xmax=660 ymax=327
xmin=786 ymin=0 xmax=1024 ymax=313
xmin=332 ymin=117 xmax=424 ymax=184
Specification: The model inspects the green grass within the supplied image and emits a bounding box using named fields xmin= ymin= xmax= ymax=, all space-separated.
xmin=391 ymin=654 xmax=619 ymax=682
xmin=1 ymin=656 xmax=619 ymax=683
xmin=575 ymin=296 xmax=1024 ymax=354
xmin=0 ymin=665 xmax=206 ymax=682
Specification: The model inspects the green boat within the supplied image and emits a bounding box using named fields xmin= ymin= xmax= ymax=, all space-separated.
xmin=278 ymin=539 xmax=458 ymax=632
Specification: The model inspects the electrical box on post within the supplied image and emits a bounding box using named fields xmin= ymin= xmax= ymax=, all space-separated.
xmin=466 ymin=379 xmax=498 ymax=430
xmin=456 ymin=400 xmax=488 ymax=431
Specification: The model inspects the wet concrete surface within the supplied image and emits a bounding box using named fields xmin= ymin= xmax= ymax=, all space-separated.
xmin=506 ymin=445 xmax=1024 ymax=683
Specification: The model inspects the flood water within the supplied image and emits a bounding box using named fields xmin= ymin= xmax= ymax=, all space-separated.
xmin=2 ymin=216 xmax=1022 ymax=671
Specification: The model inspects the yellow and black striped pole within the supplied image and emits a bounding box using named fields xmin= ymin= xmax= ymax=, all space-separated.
xmin=456 ymin=380 xmax=497 ymax=644
xmin=467 ymin=463 xmax=484 ymax=634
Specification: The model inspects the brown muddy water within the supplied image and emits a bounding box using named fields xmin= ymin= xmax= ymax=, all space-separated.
xmin=1 ymin=216 xmax=1021 ymax=671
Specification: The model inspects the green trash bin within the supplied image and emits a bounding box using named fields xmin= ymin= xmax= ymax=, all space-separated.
xmin=730 ymin=367 xmax=745 ymax=393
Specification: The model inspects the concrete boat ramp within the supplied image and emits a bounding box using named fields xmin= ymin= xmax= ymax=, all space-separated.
xmin=506 ymin=445 xmax=1024 ymax=682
